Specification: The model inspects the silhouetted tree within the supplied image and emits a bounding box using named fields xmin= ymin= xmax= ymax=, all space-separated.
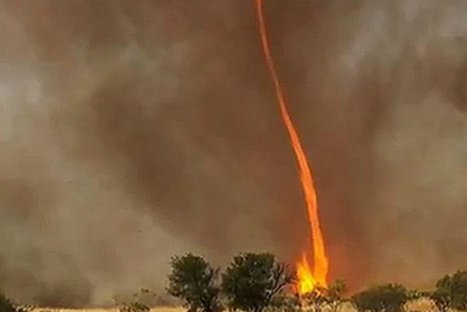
xmin=351 ymin=284 xmax=409 ymax=312
xmin=167 ymin=254 xmax=221 ymax=312
xmin=430 ymin=270 xmax=467 ymax=312
xmin=221 ymin=253 xmax=295 ymax=312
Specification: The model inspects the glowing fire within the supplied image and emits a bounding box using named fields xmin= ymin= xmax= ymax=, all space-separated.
xmin=254 ymin=0 xmax=329 ymax=294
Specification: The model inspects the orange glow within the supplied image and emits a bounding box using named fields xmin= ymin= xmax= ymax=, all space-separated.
xmin=254 ymin=0 xmax=329 ymax=294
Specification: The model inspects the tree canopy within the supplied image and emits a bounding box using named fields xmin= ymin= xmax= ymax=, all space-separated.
xmin=221 ymin=253 xmax=295 ymax=312
xmin=167 ymin=254 xmax=221 ymax=312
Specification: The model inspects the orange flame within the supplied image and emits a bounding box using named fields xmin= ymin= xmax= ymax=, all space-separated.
xmin=254 ymin=0 xmax=329 ymax=294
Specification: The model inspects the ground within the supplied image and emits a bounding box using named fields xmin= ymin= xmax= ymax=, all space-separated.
xmin=30 ymin=298 xmax=444 ymax=312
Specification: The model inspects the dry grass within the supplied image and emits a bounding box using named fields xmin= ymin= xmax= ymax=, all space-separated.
xmin=33 ymin=308 xmax=184 ymax=312
xmin=31 ymin=298 xmax=445 ymax=312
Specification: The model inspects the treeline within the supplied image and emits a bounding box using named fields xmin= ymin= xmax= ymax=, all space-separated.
xmin=0 ymin=252 xmax=466 ymax=312
xmin=163 ymin=253 xmax=466 ymax=312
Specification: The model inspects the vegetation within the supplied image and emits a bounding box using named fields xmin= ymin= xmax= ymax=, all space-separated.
xmin=0 ymin=294 xmax=16 ymax=312
xmin=0 ymin=294 xmax=33 ymax=312
xmin=351 ymin=284 xmax=409 ymax=312
xmin=298 ymin=280 xmax=347 ymax=312
xmin=322 ymin=279 xmax=347 ymax=312
xmin=266 ymin=293 xmax=301 ymax=312
xmin=2 ymin=253 xmax=467 ymax=312
xmin=430 ymin=270 xmax=467 ymax=312
xmin=165 ymin=253 xmax=466 ymax=312
xmin=221 ymin=253 xmax=295 ymax=312
xmin=113 ymin=289 xmax=158 ymax=312
xmin=167 ymin=254 xmax=221 ymax=312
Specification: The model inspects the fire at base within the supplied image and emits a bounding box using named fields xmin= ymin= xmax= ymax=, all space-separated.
xmin=254 ymin=0 xmax=329 ymax=294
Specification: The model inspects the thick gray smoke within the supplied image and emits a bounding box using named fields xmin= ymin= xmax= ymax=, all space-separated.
xmin=0 ymin=0 xmax=465 ymax=306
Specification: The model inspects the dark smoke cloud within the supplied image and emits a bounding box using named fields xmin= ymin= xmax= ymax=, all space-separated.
xmin=0 ymin=0 xmax=466 ymax=305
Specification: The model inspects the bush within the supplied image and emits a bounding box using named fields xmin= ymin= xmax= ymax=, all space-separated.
xmin=221 ymin=252 xmax=295 ymax=312
xmin=323 ymin=280 xmax=347 ymax=312
xmin=113 ymin=289 xmax=157 ymax=312
xmin=167 ymin=254 xmax=221 ymax=312
xmin=0 ymin=294 xmax=32 ymax=312
xmin=351 ymin=284 xmax=409 ymax=312
xmin=300 ymin=280 xmax=347 ymax=312
xmin=430 ymin=270 xmax=467 ymax=312
xmin=0 ymin=294 xmax=16 ymax=312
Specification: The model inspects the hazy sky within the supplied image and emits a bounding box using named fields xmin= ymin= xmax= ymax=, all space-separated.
xmin=0 ymin=0 xmax=466 ymax=306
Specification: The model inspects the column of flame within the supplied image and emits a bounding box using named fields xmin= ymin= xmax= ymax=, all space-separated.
xmin=254 ymin=0 xmax=329 ymax=294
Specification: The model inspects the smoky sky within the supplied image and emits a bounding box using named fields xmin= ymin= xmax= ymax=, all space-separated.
xmin=0 ymin=0 xmax=466 ymax=306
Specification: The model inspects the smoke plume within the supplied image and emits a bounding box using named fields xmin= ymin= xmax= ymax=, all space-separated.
xmin=0 ymin=0 xmax=466 ymax=305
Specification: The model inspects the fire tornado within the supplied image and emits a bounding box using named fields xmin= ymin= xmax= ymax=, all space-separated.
xmin=254 ymin=0 xmax=329 ymax=294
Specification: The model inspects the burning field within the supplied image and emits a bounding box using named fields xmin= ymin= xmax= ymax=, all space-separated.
xmin=0 ymin=0 xmax=466 ymax=308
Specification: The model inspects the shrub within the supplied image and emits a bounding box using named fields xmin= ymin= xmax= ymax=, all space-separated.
xmin=167 ymin=254 xmax=221 ymax=312
xmin=430 ymin=270 xmax=467 ymax=312
xmin=221 ymin=252 xmax=295 ymax=312
xmin=266 ymin=293 xmax=301 ymax=312
xmin=0 ymin=294 xmax=32 ymax=312
xmin=351 ymin=283 xmax=409 ymax=312
xmin=323 ymin=280 xmax=347 ymax=312
xmin=0 ymin=294 xmax=16 ymax=312
xmin=113 ymin=289 xmax=157 ymax=312
xmin=300 ymin=280 xmax=347 ymax=312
